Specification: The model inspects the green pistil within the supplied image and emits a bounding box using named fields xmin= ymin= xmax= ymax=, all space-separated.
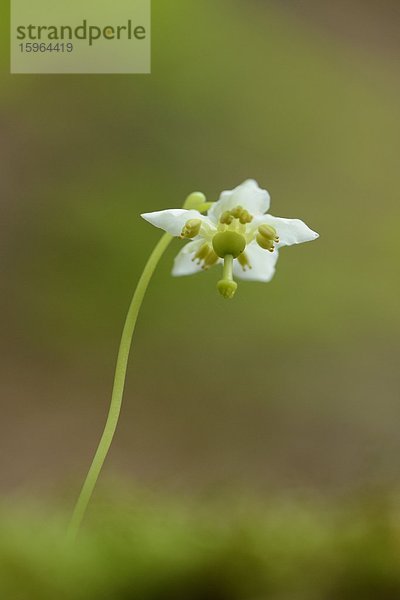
xmin=212 ymin=231 xmax=246 ymax=259
xmin=212 ymin=229 xmax=246 ymax=299
xmin=217 ymin=254 xmax=237 ymax=299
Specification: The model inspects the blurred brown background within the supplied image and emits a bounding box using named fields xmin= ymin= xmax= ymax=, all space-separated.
xmin=1 ymin=0 xmax=399 ymax=502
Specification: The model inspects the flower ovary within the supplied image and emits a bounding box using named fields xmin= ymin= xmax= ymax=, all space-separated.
xmin=183 ymin=192 xmax=206 ymax=210
xmin=212 ymin=231 xmax=246 ymax=258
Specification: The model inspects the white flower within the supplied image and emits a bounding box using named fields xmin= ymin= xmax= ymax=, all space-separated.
xmin=141 ymin=180 xmax=319 ymax=298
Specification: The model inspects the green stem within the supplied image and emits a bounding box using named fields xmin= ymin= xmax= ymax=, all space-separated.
xmin=67 ymin=232 xmax=173 ymax=542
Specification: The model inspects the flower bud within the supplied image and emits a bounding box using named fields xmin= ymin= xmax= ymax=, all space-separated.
xmin=183 ymin=192 xmax=207 ymax=210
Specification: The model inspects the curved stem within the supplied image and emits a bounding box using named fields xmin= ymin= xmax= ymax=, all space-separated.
xmin=67 ymin=232 xmax=173 ymax=542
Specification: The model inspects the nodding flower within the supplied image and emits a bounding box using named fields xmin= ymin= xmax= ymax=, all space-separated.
xmin=142 ymin=179 xmax=319 ymax=299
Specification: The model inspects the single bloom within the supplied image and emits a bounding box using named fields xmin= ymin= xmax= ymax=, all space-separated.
xmin=141 ymin=179 xmax=319 ymax=298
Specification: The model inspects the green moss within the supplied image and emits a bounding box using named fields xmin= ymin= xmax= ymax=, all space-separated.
xmin=1 ymin=495 xmax=400 ymax=599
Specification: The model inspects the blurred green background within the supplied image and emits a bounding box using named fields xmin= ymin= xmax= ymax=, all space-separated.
xmin=1 ymin=0 xmax=400 ymax=596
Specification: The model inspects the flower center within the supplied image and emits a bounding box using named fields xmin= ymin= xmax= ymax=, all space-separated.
xmin=212 ymin=231 xmax=246 ymax=258
xmin=212 ymin=206 xmax=255 ymax=298
xmin=212 ymin=205 xmax=252 ymax=259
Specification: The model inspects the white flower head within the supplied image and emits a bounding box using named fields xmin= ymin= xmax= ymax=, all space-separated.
xmin=142 ymin=180 xmax=319 ymax=299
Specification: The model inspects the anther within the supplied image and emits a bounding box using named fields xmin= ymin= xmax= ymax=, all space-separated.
xmin=256 ymin=224 xmax=279 ymax=252
xmin=219 ymin=211 xmax=234 ymax=225
xmin=180 ymin=219 xmax=202 ymax=239
xmin=219 ymin=206 xmax=253 ymax=226
xmin=192 ymin=243 xmax=210 ymax=263
xmin=256 ymin=234 xmax=275 ymax=252
xmin=239 ymin=210 xmax=252 ymax=224
xmin=203 ymin=249 xmax=219 ymax=269
xmin=230 ymin=206 xmax=243 ymax=219
xmin=237 ymin=252 xmax=251 ymax=271
xmin=258 ymin=224 xmax=279 ymax=242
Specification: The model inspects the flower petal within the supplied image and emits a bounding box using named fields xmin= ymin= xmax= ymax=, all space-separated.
xmin=172 ymin=240 xmax=211 ymax=277
xmin=260 ymin=215 xmax=319 ymax=246
xmin=141 ymin=209 xmax=211 ymax=237
xmin=233 ymin=243 xmax=279 ymax=282
xmin=208 ymin=180 xmax=270 ymax=223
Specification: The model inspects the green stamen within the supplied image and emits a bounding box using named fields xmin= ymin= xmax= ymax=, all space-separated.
xmin=180 ymin=218 xmax=202 ymax=239
xmin=219 ymin=206 xmax=253 ymax=226
xmin=193 ymin=243 xmax=210 ymax=263
xmin=203 ymin=249 xmax=219 ymax=269
xmin=256 ymin=224 xmax=279 ymax=252
xmin=237 ymin=252 xmax=251 ymax=271
xmin=220 ymin=211 xmax=234 ymax=225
